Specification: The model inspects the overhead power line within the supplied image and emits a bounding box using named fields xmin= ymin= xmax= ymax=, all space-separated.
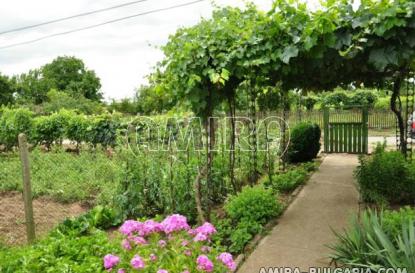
xmin=0 ymin=0 xmax=206 ymax=50
xmin=0 ymin=0 xmax=151 ymax=35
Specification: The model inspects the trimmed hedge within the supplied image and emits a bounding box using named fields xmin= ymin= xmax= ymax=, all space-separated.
xmin=287 ymin=122 xmax=321 ymax=163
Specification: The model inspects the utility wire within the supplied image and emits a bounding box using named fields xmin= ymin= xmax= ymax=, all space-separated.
xmin=0 ymin=0 xmax=206 ymax=50
xmin=0 ymin=0 xmax=151 ymax=35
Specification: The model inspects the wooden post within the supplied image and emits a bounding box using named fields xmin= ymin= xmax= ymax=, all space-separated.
xmin=18 ymin=133 xmax=36 ymax=244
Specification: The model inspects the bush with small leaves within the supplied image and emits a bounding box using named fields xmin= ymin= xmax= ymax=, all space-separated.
xmin=287 ymin=122 xmax=321 ymax=163
xmin=0 ymin=107 xmax=34 ymax=150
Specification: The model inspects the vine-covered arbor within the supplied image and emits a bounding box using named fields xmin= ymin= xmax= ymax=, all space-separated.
xmin=153 ymin=0 xmax=415 ymax=218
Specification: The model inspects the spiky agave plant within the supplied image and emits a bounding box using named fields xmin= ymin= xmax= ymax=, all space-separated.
xmin=330 ymin=210 xmax=415 ymax=272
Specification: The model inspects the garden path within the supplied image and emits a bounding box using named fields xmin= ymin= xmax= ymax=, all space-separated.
xmin=237 ymin=154 xmax=359 ymax=272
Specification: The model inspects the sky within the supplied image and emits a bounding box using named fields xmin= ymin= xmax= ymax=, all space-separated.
xmin=0 ymin=0 xmax=321 ymax=101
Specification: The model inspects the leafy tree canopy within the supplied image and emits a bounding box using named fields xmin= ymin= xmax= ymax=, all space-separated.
xmin=0 ymin=73 xmax=16 ymax=106
xmin=154 ymin=0 xmax=415 ymax=116
xmin=14 ymin=56 xmax=102 ymax=104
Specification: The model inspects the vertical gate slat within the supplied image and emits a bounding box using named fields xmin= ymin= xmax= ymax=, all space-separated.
xmin=330 ymin=123 xmax=334 ymax=153
xmin=357 ymin=123 xmax=362 ymax=153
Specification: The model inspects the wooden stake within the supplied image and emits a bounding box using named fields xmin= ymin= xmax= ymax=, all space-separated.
xmin=18 ymin=133 xmax=36 ymax=244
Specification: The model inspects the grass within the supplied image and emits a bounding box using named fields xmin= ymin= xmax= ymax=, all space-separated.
xmin=0 ymin=148 xmax=123 ymax=204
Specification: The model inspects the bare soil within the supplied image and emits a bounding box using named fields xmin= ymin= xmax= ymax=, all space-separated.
xmin=0 ymin=191 xmax=87 ymax=246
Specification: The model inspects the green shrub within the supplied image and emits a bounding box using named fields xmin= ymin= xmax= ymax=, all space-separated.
xmin=229 ymin=219 xmax=262 ymax=253
xmin=0 ymin=229 xmax=117 ymax=273
xmin=355 ymin=148 xmax=415 ymax=204
xmin=382 ymin=206 xmax=415 ymax=237
xmin=330 ymin=210 xmax=415 ymax=271
xmin=225 ymin=185 xmax=282 ymax=225
xmin=0 ymin=108 xmax=34 ymax=150
xmin=89 ymin=115 xmax=118 ymax=148
xmin=320 ymin=91 xmax=350 ymax=108
xmin=66 ymin=113 xmax=91 ymax=148
xmin=33 ymin=111 xmax=70 ymax=148
xmin=349 ymin=90 xmax=377 ymax=108
xmin=266 ymin=168 xmax=308 ymax=193
xmin=223 ymin=185 xmax=282 ymax=253
xmin=287 ymin=122 xmax=321 ymax=163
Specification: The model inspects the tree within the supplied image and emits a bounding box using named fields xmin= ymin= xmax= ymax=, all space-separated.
xmin=0 ymin=73 xmax=15 ymax=106
xmin=14 ymin=69 xmax=50 ymax=104
xmin=42 ymin=56 xmax=102 ymax=101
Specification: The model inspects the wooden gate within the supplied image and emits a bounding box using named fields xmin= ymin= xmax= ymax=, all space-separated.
xmin=323 ymin=108 xmax=368 ymax=154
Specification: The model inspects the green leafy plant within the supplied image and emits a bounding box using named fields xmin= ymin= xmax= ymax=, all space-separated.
xmin=382 ymin=207 xmax=415 ymax=238
xmin=33 ymin=110 xmax=70 ymax=148
xmin=266 ymin=168 xmax=308 ymax=193
xmin=89 ymin=114 xmax=118 ymax=149
xmin=330 ymin=210 xmax=415 ymax=271
xmin=225 ymin=185 xmax=282 ymax=225
xmin=223 ymin=185 xmax=282 ymax=253
xmin=0 ymin=107 xmax=33 ymax=150
xmin=355 ymin=147 xmax=415 ymax=204
xmin=287 ymin=122 xmax=321 ymax=163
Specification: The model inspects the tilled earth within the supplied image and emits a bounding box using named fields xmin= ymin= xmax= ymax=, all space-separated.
xmin=0 ymin=191 xmax=86 ymax=245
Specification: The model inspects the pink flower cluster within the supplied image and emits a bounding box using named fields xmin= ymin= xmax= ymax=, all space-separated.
xmin=103 ymin=214 xmax=235 ymax=272
xmin=217 ymin=252 xmax=236 ymax=271
xmin=161 ymin=214 xmax=190 ymax=234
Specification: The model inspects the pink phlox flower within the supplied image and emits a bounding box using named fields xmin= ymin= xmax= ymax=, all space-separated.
xmin=196 ymin=255 xmax=214 ymax=272
xmin=195 ymin=222 xmax=217 ymax=236
xmin=103 ymin=254 xmax=120 ymax=270
xmin=141 ymin=220 xmax=163 ymax=236
xmin=161 ymin=214 xmax=190 ymax=234
xmin=217 ymin=252 xmax=236 ymax=271
xmin=194 ymin=232 xmax=209 ymax=242
xmin=119 ymin=220 xmax=142 ymax=235
xmin=157 ymin=270 xmax=168 ymax=273
xmin=131 ymin=236 xmax=147 ymax=245
xmin=130 ymin=255 xmax=145 ymax=269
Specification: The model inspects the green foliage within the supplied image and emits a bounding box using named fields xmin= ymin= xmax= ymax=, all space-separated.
xmin=0 ymin=229 xmax=117 ymax=273
xmin=41 ymin=56 xmax=102 ymax=101
xmin=266 ymin=168 xmax=308 ymax=193
xmin=13 ymin=69 xmax=49 ymax=104
xmin=229 ymin=219 xmax=262 ymax=253
xmin=0 ymin=207 xmax=119 ymax=273
xmin=382 ymin=207 xmax=415 ymax=238
xmin=134 ymin=85 xmax=175 ymax=115
xmin=287 ymin=122 xmax=321 ymax=163
xmin=43 ymin=89 xmax=104 ymax=115
xmin=0 ymin=107 xmax=33 ymax=149
xmin=223 ymin=185 xmax=282 ymax=253
xmin=330 ymin=210 xmax=415 ymax=272
xmin=225 ymin=185 xmax=282 ymax=225
xmin=33 ymin=111 xmax=70 ymax=148
xmin=355 ymin=147 xmax=415 ymax=204
xmin=89 ymin=115 xmax=118 ymax=148
xmin=66 ymin=113 xmax=91 ymax=147
xmin=302 ymin=96 xmax=317 ymax=110
xmin=0 ymin=73 xmax=15 ymax=106
xmin=56 ymin=206 xmax=120 ymax=236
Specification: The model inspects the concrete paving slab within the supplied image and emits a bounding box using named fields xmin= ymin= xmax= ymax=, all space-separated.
xmin=237 ymin=154 xmax=359 ymax=273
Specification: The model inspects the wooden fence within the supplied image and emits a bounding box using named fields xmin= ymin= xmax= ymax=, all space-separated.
xmin=264 ymin=109 xmax=396 ymax=129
